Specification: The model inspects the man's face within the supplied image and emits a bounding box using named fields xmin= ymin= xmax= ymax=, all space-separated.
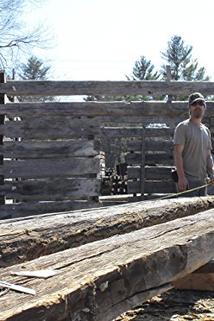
xmin=190 ymin=100 xmax=206 ymax=119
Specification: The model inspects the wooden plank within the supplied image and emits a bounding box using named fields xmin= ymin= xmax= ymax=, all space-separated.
xmin=0 ymin=101 xmax=206 ymax=118
xmin=0 ymin=71 xmax=5 ymax=205
xmin=0 ymin=200 xmax=101 ymax=219
xmin=128 ymin=166 xmax=172 ymax=180
xmin=0 ymin=157 xmax=100 ymax=178
xmin=0 ymin=209 xmax=214 ymax=321
xmin=101 ymin=127 xmax=143 ymax=138
xmin=140 ymin=127 xmax=145 ymax=197
xmin=1 ymin=80 xmax=214 ymax=96
xmin=127 ymin=139 xmax=173 ymax=152
xmin=102 ymin=127 xmax=173 ymax=139
xmin=0 ymin=119 xmax=100 ymax=139
xmin=1 ymin=197 xmax=214 ymax=267
xmin=0 ymin=140 xmax=99 ymax=158
xmin=0 ymin=178 xmax=100 ymax=201
xmin=126 ymin=153 xmax=173 ymax=165
xmin=128 ymin=180 xmax=176 ymax=194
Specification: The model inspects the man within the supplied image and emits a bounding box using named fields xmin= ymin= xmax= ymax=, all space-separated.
xmin=173 ymin=92 xmax=214 ymax=196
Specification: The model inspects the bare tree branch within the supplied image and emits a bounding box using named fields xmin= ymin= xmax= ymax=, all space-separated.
xmin=0 ymin=0 xmax=51 ymax=69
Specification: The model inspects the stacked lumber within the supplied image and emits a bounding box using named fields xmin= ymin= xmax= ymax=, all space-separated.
xmin=1 ymin=197 xmax=214 ymax=267
xmin=0 ymin=207 xmax=214 ymax=321
xmin=0 ymin=197 xmax=214 ymax=320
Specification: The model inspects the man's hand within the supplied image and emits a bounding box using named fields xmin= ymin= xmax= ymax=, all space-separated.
xmin=178 ymin=176 xmax=188 ymax=192
xmin=208 ymin=176 xmax=214 ymax=185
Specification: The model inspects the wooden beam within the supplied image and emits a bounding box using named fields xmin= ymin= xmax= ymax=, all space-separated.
xmin=0 ymin=157 xmax=100 ymax=178
xmin=1 ymin=197 xmax=214 ymax=267
xmin=0 ymin=101 xmax=213 ymax=118
xmin=0 ymin=209 xmax=214 ymax=321
xmin=127 ymin=180 xmax=176 ymax=194
xmin=127 ymin=166 xmax=172 ymax=180
xmin=0 ymin=178 xmax=100 ymax=201
xmin=0 ymin=200 xmax=101 ymax=219
xmin=1 ymin=80 xmax=214 ymax=96
xmin=0 ymin=120 xmax=100 ymax=139
xmin=0 ymin=140 xmax=99 ymax=158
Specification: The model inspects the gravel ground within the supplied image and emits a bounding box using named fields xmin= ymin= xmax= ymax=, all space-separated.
xmin=115 ymin=290 xmax=214 ymax=321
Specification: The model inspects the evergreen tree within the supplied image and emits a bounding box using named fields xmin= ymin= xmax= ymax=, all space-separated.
xmin=161 ymin=35 xmax=209 ymax=81
xmin=18 ymin=56 xmax=54 ymax=102
xmin=127 ymin=56 xmax=160 ymax=81
xmin=85 ymin=56 xmax=160 ymax=102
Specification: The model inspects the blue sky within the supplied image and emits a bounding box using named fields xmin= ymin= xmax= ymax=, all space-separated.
xmin=21 ymin=0 xmax=214 ymax=80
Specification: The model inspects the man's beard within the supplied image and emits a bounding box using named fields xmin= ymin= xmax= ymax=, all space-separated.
xmin=191 ymin=109 xmax=203 ymax=119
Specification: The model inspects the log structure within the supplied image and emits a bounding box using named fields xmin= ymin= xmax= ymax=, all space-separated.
xmin=1 ymin=197 xmax=214 ymax=267
xmin=0 ymin=78 xmax=214 ymax=214
xmin=0 ymin=208 xmax=214 ymax=321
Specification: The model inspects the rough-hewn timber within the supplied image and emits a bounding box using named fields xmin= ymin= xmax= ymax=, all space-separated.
xmin=0 ymin=209 xmax=214 ymax=321
xmin=0 ymin=101 xmax=213 ymax=118
xmin=1 ymin=197 xmax=214 ymax=268
xmin=1 ymin=80 xmax=214 ymax=96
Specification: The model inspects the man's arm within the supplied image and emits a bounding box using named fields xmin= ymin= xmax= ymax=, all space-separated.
xmin=207 ymin=149 xmax=214 ymax=181
xmin=174 ymin=144 xmax=188 ymax=191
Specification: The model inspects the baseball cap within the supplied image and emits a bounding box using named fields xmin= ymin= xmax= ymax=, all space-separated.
xmin=188 ymin=92 xmax=206 ymax=107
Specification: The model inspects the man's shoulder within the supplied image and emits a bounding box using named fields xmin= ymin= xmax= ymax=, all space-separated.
xmin=201 ymin=123 xmax=210 ymax=131
xmin=175 ymin=119 xmax=189 ymax=129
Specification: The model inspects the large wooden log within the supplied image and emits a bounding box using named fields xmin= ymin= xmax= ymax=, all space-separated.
xmin=126 ymin=153 xmax=174 ymax=166
xmin=0 ymin=101 xmax=213 ymax=118
xmin=127 ymin=180 xmax=176 ymax=194
xmin=127 ymin=166 xmax=172 ymax=180
xmin=1 ymin=80 xmax=214 ymax=96
xmin=0 ymin=139 xmax=99 ymax=158
xmin=0 ymin=209 xmax=214 ymax=321
xmin=127 ymin=140 xmax=173 ymax=152
xmin=0 ymin=122 xmax=100 ymax=140
xmin=0 ymin=178 xmax=100 ymax=201
xmin=0 ymin=157 xmax=100 ymax=178
xmin=1 ymin=197 xmax=214 ymax=267
xmin=0 ymin=200 xmax=101 ymax=219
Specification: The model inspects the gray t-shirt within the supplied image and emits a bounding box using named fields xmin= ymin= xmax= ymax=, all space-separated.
xmin=173 ymin=119 xmax=212 ymax=181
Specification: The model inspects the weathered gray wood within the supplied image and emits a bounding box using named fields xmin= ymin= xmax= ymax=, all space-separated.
xmin=0 ymin=140 xmax=99 ymax=158
xmin=140 ymin=127 xmax=145 ymax=197
xmin=1 ymin=197 xmax=214 ymax=267
xmin=0 ymin=178 xmax=100 ymax=201
xmin=101 ymin=127 xmax=144 ymax=138
xmin=126 ymin=153 xmax=173 ymax=165
xmin=0 ymin=72 xmax=5 ymax=205
xmin=1 ymin=80 xmax=214 ymax=96
xmin=0 ymin=119 xmax=100 ymax=139
xmin=102 ymin=127 xmax=174 ymax=139
xmin=0 ymin=209 xmax=214 ymax=321
xmin=127 ymin=139 xmax=173 ymax=152
xmin=0 ymin=157 xmax=100 ymax=178
xmin=128 ymin=180 xmax=176 ymax=194
xmin=0 ymin=200 xmax=101 ymax=219
xmin=0 ymin=101 xmax=212 ymax=118
xmin=128 ymin=166 xmax=172 ymax=180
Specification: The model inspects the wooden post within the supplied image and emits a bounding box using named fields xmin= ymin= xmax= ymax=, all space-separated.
xmin=0 ymin=71 xmax=5 ymax=205
xmin=140 ymin=126 xmax=145 ymax=199
xmin=166 ymin=65 xmax=173 ymax=103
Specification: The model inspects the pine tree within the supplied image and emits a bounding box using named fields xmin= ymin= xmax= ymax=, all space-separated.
xmin=127 ymin=56 xmax=160 ymax=81
xmin=85 ymin=56 xmax=160 ymax=102
xmin=161 ymin=35 xmax=209 ymax=81
xmin=18 ymin=56 xmax=54 ymax=102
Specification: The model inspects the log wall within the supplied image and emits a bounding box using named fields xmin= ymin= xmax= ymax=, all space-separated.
xmin=0 ymin=79 xmax=214 ymax=216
